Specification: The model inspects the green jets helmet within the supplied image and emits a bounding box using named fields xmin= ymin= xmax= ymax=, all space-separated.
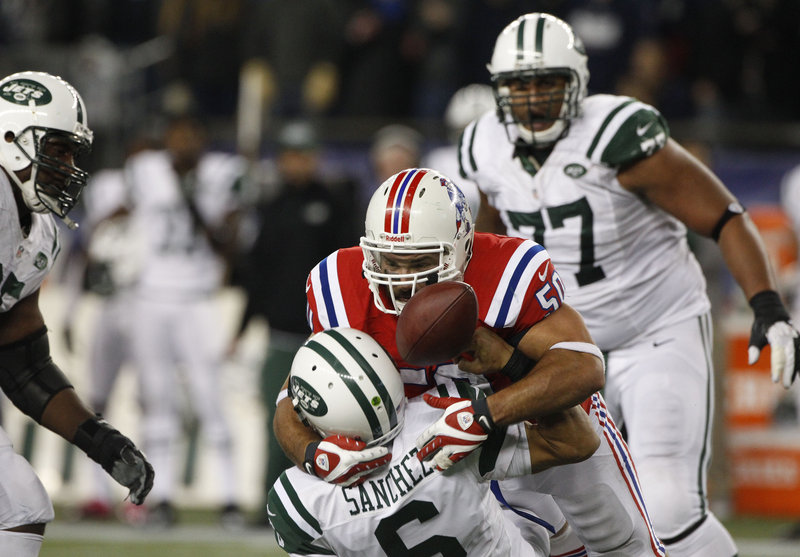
xmin=289 ymin=328 xmax=406 ymax=447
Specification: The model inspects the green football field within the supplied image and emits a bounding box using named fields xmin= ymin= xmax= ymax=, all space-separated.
xmin=36 ymin=509 xmax=800 ymax=556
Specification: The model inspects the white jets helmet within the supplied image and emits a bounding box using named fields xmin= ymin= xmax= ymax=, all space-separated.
xmin=360 ymin=168 xmax=474 ymax=314
xmin=488 ymin=13 xmax=589 ymax=148
xmin=289 ymin=328 xmax=406 ymax=448
xmin=0 ymin=71 xmax=93 ymax=218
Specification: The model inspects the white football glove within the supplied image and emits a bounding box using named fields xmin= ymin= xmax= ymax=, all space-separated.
xmin=415 ymin=394 xmax=494 ymax=471
xmin=304 ymin=435 xmax=391 ymax=487
xmin=748 ymin=290 xmax=800 ymax=389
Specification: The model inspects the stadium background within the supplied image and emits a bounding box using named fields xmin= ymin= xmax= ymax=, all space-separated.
xmin=1 ymin=1 xmax=800 ymax=554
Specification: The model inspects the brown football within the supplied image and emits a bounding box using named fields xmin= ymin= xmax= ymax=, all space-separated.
xmin=396 ymin=281 xmax=479 ymax=366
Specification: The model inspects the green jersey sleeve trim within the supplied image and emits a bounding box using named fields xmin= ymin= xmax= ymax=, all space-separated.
xmin=267 ymin=475 xmax=335 ymax=555
xmin=600 ymin=108 xmax=669 ymax=167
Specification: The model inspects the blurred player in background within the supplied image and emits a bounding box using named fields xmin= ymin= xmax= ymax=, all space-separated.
xmin=0 ymin=70 xmax=153 ymax=556
xmin=422 ymin=83 xmax=496 ymax=218
xmin=62 ymin=138 xmax=151 ymax=520
xmin=459 ymin=12 xmax=800 ymax=555
xmin=274 ymin=168 xmax=667 ymax=555
xmin=229 ymin=120 xmax=360 ymax=523
xmin=268 ymin=327 xmax=600 ymax=556
xmin=123 ymin=114 xmax=246 ymax=527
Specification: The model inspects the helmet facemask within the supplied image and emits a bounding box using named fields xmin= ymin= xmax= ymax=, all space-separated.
xmin=361 ymin=168 xmax=475 ymax=315
xmin=493 ymin=68 xmax=579 ymax=148
xmin=360 ymin=241 xmax=462 ymax=315
xmin=13 ymin=127 xmax=92 ymax=217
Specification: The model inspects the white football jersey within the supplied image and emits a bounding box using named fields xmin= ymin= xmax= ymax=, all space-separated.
xmin=460 ymin=94 xmax=710 ymax=350
xmin=0 ymin=172 xmax=60 ymax=312
xmin=124 ymin=150 xmax=246 ymax=299
xmin=268 ymin=395 xmax=539 ymax=557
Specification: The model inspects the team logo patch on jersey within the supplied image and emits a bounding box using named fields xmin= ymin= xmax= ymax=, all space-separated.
xmin=1 ymin=79 xmax=52 ymax=106
xmin=290 ymin=377 xmax=328 ymax=417
xmin=33 ymin=252 xmax=48 ymax=270
xmin=564 ymin=163 xmax=587 ymax=178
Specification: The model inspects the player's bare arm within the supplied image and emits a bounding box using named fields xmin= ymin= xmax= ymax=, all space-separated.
xmin=526 ymin=405 xmax=600 ymax=473
xmin=475 ymin=189 xmax=505 ymax=234
xmin=274 ymin=376 xmax=320 ymax=468
xmin=464 ymin=304 xmax=604 ymax=426
xmin=618 ymin=137 xmax=776 ymax=299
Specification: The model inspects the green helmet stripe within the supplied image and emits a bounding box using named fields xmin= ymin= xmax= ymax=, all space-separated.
xmin=535 ymin=15 xmax=545 ymax=55
xmin=327 ymin=328 xmax=398 ymax=432
xmin=516 ymin=17 xmax=526 ymax=61
xmin=305 ymin=338 xmax=385 ymax=440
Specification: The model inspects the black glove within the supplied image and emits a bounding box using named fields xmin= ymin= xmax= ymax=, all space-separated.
xmin=748 ymin=290 xmax=800 ymax=389
xmin=74 ymin=417 xmax=154 ymax=504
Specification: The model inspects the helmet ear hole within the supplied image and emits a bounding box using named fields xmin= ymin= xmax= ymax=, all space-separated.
xmin=4 ymin=131 xmax=14 ymax=143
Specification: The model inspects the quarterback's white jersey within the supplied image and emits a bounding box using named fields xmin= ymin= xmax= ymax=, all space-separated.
xmin=124 ymin=150 xmax=246 ymax=299
xmin=459 ymin=95 xmax=710 ymax=351
xmin=0 ymin=171 xmax=60 ymax=312
xmin=268 ymin=395 xmax=540 ymax=557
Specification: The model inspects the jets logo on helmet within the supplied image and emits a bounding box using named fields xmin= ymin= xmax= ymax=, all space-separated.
xmin=361 ymin=168 xmax=475 ymax=314
xmin=0 ymin=71 xmax=93 ymax=224
xmin=1 ymin=79 xmax=53 ymax=106
xmin=290 ymin=328 xmax=406 ymax=447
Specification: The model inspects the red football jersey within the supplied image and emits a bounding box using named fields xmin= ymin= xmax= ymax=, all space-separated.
xmin=306 ymin=232 xmax=564 ymax=397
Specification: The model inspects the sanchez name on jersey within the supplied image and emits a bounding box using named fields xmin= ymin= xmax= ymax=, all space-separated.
xmin=459 ymin=94 xmax=710 ymax=350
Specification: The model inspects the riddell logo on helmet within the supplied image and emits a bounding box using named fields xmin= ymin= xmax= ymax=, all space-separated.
xmin=384 ymin=234 xmax=406 ymax=243
xmin=1 ymin=79 xmax=52 ymax=106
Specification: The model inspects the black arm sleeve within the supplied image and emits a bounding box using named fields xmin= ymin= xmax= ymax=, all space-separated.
xmin=0 ymin=327 xmax=73 ymax=422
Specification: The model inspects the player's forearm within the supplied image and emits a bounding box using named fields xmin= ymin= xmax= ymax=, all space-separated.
xmin=527 ymin=405 xmax=600 ymax=473
xmin=274 ymin=396 xmax=322 ymax=467
xmin=486 ymin=350 xmax=603 ymax=426
xmin=40 ymin=388 xmax=96 ymax=441
xmin=717 ymin=213 xmax=779 ymax=300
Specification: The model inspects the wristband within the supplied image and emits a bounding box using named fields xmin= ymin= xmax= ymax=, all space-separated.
xmin=500 ymin=348 xmax=534 ymax=382
xmin=749 ymin=290 xmax=790 ymax=320
xmin=711 ymin=202 xmax=745 ymax=242
xmin=471 ymin=397 xmax=495 ymax=432
xmin=303 ymin=441 xmax=320 ymax=476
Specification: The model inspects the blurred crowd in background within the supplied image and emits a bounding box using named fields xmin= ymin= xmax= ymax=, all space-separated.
xmin=2 ymin=0 xmax=800 ymax=170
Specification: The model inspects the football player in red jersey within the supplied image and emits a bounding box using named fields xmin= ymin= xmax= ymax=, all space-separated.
xmin=274 ymin=168 xmax=666 ymax=555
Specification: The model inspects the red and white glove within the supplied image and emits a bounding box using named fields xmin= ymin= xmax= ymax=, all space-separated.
xmin=304 ymin=435 xmax=391 ymax=487
xmin=415 ymin=394 xmax=495 ymax=471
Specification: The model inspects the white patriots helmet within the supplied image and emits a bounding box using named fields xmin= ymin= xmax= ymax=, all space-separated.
xmin=488 ymin=13 xmax=589 ymax=148
xmin=289 ymin=328 xmax=406 ymax=448
xmin=360 ymin=168 xmax=475 ymax=314
xmin=0 ymin=71 xmax=93 ymax=218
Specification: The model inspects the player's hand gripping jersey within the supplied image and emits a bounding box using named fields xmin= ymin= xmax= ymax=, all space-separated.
xmin=306 ymin=232 xmax=564 ymax=397
xmin=459 ymin=95 xmax=711 ymax=351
